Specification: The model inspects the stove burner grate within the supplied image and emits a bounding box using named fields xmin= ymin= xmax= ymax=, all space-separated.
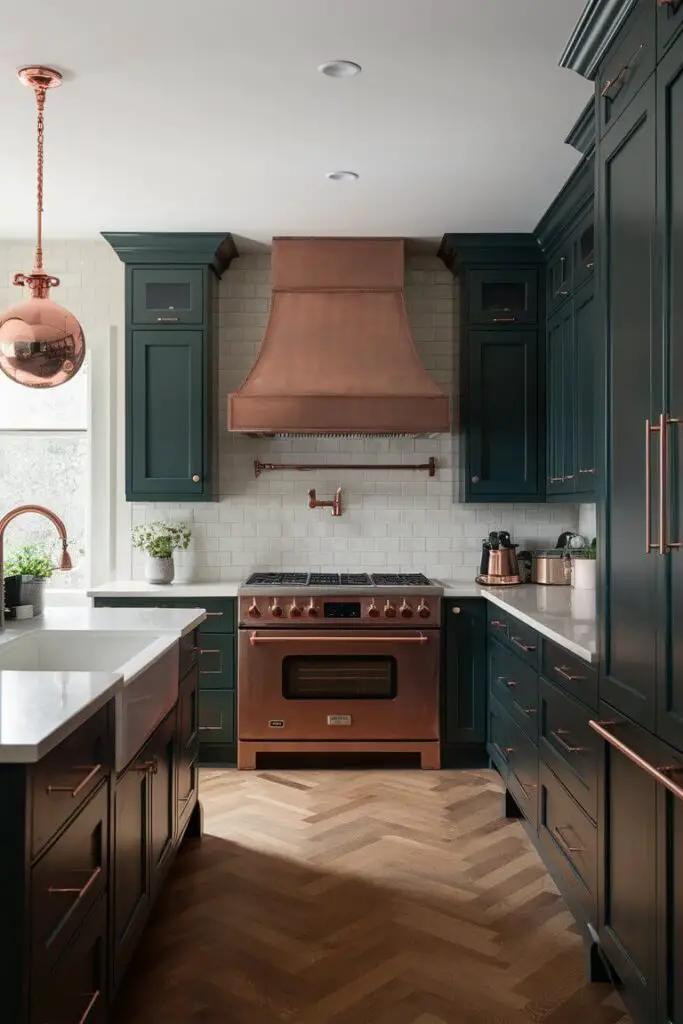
xmin=244 ymin=572 xmax=308 ymax=586
xmin=371 ymin=573 xmax=433 ymax=586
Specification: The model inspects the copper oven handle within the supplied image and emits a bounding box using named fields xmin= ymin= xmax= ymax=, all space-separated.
xmin=46 ymin=764 xmax=102 ymax=797
xmin=76 ymin=991 xmax=101 ymax=1024
xmin=589 ymin=719 xmax=683 ymax=802
xmin=48 ymin=864 xmax=102 ymax=899
xmin=553 ymin=665 xmax=585 ymax=683
xmin=550 ymin=729 xmax=585 ymax=754
xmin=511 ymin=636 xmax=536 ymax=653
xmin=553 ymin=825 xmax=586 ymax=854
xmin=646 ymin=417 xmax=661 ymax=553
xmin=249 ymin=632 xmax=429 ymax=645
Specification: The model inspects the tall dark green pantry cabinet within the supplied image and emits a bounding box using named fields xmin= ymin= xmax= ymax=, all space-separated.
xmin=102 ymin=233 xmax=238 ymax=502
xmin=438 ymin=235 xmax=545 ymax=501
xmin=560 ymin=1 xmax=683 ymax=1021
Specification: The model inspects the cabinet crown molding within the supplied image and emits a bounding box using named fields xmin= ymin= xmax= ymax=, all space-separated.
xmin=560 ymin=0 xmax=640 ymax=80
xmin=437 ymin=233 xmax=543 ymax=276
xmin=101 ymin=232 xmax=238 ymax=277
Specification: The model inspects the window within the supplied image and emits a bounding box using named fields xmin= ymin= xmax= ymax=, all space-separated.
xmin=0 ymin=363 xmax=89 ymax=588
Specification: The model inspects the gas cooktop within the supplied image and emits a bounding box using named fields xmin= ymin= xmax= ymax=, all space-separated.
xmin=243 ymin=572 xmax=435 ymax=587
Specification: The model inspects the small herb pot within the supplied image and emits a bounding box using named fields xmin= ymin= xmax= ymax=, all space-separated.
xmin=145 ymin=556 xmax=175 ymax=585
xmin=18 ymin=576 xmax=46 ymax=616
xmin=571 ymin=558 xmax=596 ymax=590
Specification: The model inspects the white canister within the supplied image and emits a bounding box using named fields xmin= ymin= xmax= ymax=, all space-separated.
xmin=571 ymin=558 xmax=596 ymax=590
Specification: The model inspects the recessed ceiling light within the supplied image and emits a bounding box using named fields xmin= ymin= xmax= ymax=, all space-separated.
xmin=318 ymin=60 xmax=362 ymax=78
xmin=326 ymin=171 xmax=359 ymax=182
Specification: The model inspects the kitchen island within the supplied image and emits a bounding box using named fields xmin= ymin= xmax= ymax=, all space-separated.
xmin=0 ymin=606 xmax=205 ymax=1024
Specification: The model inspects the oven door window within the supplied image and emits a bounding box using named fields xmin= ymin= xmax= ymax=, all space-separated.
xmin=283 ymin=655 xmax=397 ymax=699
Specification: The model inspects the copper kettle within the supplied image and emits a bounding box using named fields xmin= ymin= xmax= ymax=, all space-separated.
xmin=479 ymin=531 xmax=519 ymax=578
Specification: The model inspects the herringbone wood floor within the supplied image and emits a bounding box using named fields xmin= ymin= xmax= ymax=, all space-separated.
xmin=113 ymin=768 xmax=631 ymax=1024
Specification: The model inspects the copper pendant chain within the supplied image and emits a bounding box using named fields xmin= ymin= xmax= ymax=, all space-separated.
xmin=34 ymin=85 xmax=46 ymax=272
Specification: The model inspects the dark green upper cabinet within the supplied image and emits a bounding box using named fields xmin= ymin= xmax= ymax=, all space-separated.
xmin=103 ymin=233 xmax=238 ymax=503
xmin=574 ymin=283 xmax=597 ymax=486
xmin=131 ymin=267 xmax=204 ymax=325
xmin=597 ymin=0 xmax=655 ymax=138
xmin=466 ymin=268 xmax=538 ymax=326
xmin=658 ymin=0 xmax=683 ymax=57
xmin=573 ymin=214 xmax=596 ymax=290
xmin=547 ymin=242 xmax=574 ymax=317
xmin=438 ymin=235 xmax=544 ymax=502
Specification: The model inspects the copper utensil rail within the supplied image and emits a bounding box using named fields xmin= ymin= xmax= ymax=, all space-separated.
xmin=254 ymin=457 xmax=436 ymax=478
xmin=249 ymin=632 xmax=429 ymax=646
xmin=589 ymin=719 xmax=683 ymax=802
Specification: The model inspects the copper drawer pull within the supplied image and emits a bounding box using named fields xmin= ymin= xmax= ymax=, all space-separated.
xmin=579 ymin=468 xmax=596 ymax=474
xmin=76 ymin=991 xmax=101 ymax=1024
xmin=589 ymin=720 xmax=683 ymax=802
xmin=47 ymin=764 xmax=102 ymax=797
xmin=249 ymin=632 xmax=429 ymax=645
xmin=601 ymin=43 xmax=645 ymax=99
xmin=550 ymin=728 xmax=585 ymax=754
xmin=492 ymin=316 xmax=517 ymax=323
xmin=511 ymin=636 xmax=536 ymax=653
xmin=134 ymin=758 xmax=158 ymax=774
xmin=553 ymin=665 xmax=585 ymax=683
xmin=553 ymin=825 xmax=585 ymax=853
xmin=503 ymin=746 xmax=515 ymax=755
xmin=549 ymin=476 xmax=565 ymax=483
xmin=156 ymin=316 xmax=180 ymax=322
xmin=585 ymin=261 xmax=594 ymax=270
xmin=498 ymin=676 xmax=516 ymax=688
xmin=199 ymin=714 xmax=223 ymax=732
xmin=205 ymin=611 xmax=224 ymax=618
xmin=521 ymin=706 xmax=537 ymax=716
xmin=490 ymin=619 xmax=507 ymax=630
xmin=48 ymin=864 xmax=102 ymax=900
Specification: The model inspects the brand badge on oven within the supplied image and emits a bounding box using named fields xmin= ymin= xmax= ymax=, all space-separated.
xmin=327 ymin=714 xmax=352 ymax=726
xmin=268 ymin=719 xmax=285 ymax=729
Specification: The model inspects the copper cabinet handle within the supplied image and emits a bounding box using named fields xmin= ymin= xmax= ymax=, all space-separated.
xmin=490 ymin=619 xmax=508 ymax=631
xmin=199 ymin=714 xmax=223 ymax=732
xmin=549 ymin=476 xmax=565 ymax=483
xmin=503 ymin=746 xmax=515 ymax=755
xmin=589 ymin=719 xmax=683 ymax=802
xmin=134 ymin=758 xmax=158 ymax=774
xmin=553 ymin=665 xmax=585 ymax=683
xmin=564 ymin=474 xmax=575 ymax=480
xmin=75 ymin=991 xmax=101 ymax=1024
xmin=601 ymin=43 xmax=645 ymax=99
xmin=585 ymin=261 xmax=595 ymax=269
xmin=205 ymin=611 xmax=224 ymax=618
xmin=550 ymin=728 xmax=585 ymax=754
xmin=553 ymin=825 xmax=585 ymax=853
xmin=46 ymin=764 xmax=102 ymax=797
xmin=578 ymin=468 xmax=596 ymax=474
xmin=499 ymin=676 xmax=516 ymax=688
xmin=646 ymin=417 xmax=661 ymax=553
xmin=658 ymin=0 xmax=683 ymax=9
xmin=249 ymin=632 xmax=429 ymax=645
xmin=511 ymin=636 xmax=536 ymax=653
xmin=48 ymin=865 xmax=102 ymax=899
xmin=156 ymin=316 xmax=180 ymax=322
xmin=661 ymin=413 xmax=682 ymax=553
xmin=492 ymin=316 xmax=517 ymax=323
xmin=521 ymin=706 xmax=537 ymax=716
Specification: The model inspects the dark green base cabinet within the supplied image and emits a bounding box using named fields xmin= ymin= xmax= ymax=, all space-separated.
xmin=93 ymin=596 xmax=237 ymax=765
xmin=441 ymin=599 xmax=488 ymax=767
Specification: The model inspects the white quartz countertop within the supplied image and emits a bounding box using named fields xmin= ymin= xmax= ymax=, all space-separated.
xmin=88 ymin=580 xmax=242 ymax=598
xmin=441 ymin=581 xmax=597 ymax=663
xmin=0 ymin=606 xmax=206 ymax=763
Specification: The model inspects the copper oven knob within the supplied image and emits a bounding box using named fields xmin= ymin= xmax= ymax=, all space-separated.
xmin=367 ymin=600 xmax=380 ymax=618
xmin=248 ymin=601 xmax=261 ymax=618
xmin=417 ymin=601 xmax=431 ymax=619
xmin=384 ymin=601 xmax=396 ymax=619
xmin=306 ymin=600 xmax=319 ymax=617
xmin=288 ymin=600 xmax=302 ymax=618
xmin=399 ymin=599 xmax=413 ymax=619
xmin=270 ymin=601 xmax=283 ymax=618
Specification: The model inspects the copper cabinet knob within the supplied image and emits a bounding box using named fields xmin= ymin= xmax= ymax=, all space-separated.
xmin=399 ymin=600 xmax=413 ymax=619
xmin=288 ymin=601 xmax=302 ymax=618
xmin=248 ymin=601 xmax=261 ymax=618
xmin=270 ymin=602 xmax=283 ymax=617
xmin=452 ymin=606 xmax=461 ymax=615
xmin=384 ymin=601 xmax=396 ymax=619
xmin=471 ymin=475 xmax=480 ymax=484
xmin=192 ymin=474 xmax=201 ymax=483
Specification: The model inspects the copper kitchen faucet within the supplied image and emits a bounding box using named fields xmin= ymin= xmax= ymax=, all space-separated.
xmin=0 ymin=505 xmax=72 ymax=631
xmin=308 ymin=488 xmax=343 ymax=517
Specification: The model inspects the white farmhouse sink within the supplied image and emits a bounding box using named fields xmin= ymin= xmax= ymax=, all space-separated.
xmin=0 ymin=630 xmax=180 ymax=770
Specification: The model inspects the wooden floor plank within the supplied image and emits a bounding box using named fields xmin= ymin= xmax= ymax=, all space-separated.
xmin=113 ymin=768 xmax=631 ymax=1024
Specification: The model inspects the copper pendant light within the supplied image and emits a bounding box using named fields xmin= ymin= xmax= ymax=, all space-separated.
xmin=0 ymin=66 xmax=85 ymax=389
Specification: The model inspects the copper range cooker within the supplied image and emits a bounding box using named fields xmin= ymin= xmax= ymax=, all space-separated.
xmin=237 ymin=572 xmax=442 ymax=770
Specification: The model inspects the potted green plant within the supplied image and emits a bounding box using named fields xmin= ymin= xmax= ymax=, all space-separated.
xmin=3 ymin=543 xmax=55 ymax=616
xmin=571 ymin=537 xmax=597 ymax=590
xmin=132 ymin=522 xmax=192 ymax=585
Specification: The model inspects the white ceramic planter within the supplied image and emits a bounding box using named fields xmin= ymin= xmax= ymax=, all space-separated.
xmin=571 ymin=558 xmax=596 ymax=590
xmin=145 ymin=556 xmax=175 ymax=585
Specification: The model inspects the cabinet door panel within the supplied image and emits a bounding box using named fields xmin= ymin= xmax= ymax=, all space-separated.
xmin=597 ymin=709 xmax=658 ymax=1023
xmin=600 ymin=80 xmax=658 ymax=731
xmin=467 ymin=268 xmax=538 ymax=325
xmin=658 ymin=762 xmax=683 ymax=1024
xmin=113 ymin=764 xmax=150 ymax=988
xmin=573 ymin=213 xmax=595 ymax=292
xmin=197 ymin=632 xmax=235 ymax=690
xmin=574 ymin=283 xmax=598 ymax=494
xmin=128 ymin=330 xmax=205 ymax=499
xmin=198 ymin=690 xmax=235 ymax=745
xmin=547 ymin=244 xmax=573 ymax=316
xmin=546 ymin=305 xmax=575 ymax=497
xmin=443 ymin=600 xmax=487 ymax=746
xmin=131 ymin=267 xmax=204 ymax=325
xmin=177 ymin=666 xmax=199 ymax=836
xmin=658 ymin=38 xmax=683 ymax=754
xmin=467 ymin=331 xmax=539 ymax=498
xmin=487 ymin=695 xmax=510 ymax=779
xmin=658 ymin=0 xmax=683 ymax=58
xmin=149 ymin=711 xmax=176 ymax=899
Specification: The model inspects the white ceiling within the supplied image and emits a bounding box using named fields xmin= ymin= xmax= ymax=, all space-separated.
xmin=0 ymin=0 xmax=592 ymax=246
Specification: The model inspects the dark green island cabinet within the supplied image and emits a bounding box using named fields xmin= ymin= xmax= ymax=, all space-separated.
xmin=438 ymin=235 xmax=545 ymax=502
xmin=102 ymin=233 xmax=238 ymax=502
xmin=0 ymin=631 xmax=200 ymax=1024
xmin=94 ymin=596 xmax=237 ymax=766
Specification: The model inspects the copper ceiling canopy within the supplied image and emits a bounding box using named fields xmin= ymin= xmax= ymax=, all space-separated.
xmin=227 ymin=237 xmax=451 ymax=436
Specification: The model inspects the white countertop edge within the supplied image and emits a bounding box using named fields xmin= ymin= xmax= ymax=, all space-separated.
xmin=87 ymin=581 xmax=241 ymax=598
xmin=1 ymin=607 xmax=207 ymax=644
xmin=482 ymin=591 xmax=597 ymax=663
xmin=0 ymin=671 xmax=124 ymax=764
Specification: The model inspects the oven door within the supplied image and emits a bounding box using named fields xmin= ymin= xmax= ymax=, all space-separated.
xmin=238 ymin=628 xmax=439 ymax=741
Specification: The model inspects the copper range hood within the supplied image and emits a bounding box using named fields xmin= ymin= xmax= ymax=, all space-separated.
xmin=227 ymin=237 xmax=450 ymax=436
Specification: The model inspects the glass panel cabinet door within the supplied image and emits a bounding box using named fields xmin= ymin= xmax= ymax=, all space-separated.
xmin=131 ymin=268 xmax=204 ymax=325
xmin=467 ymin=269 xmax=538 ymax=326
